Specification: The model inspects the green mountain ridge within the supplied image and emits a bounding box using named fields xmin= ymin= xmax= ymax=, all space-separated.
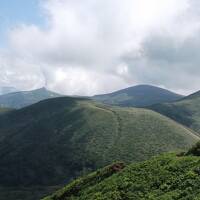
xmin=0 ymin=87 xmax=62 ymax=109
xmin=42 ymin=148 xmax=200 ymax=200
xmin=92 ymin=84 xmax=183 ymax=107
xmin=149 ymin=90 xmax=200 ymax=134
xmin=0 ymin=96 xmax=198 ymax=200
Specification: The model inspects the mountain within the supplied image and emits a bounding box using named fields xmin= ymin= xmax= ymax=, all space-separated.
xmin=0 ymin=97 xmax=198 ymax=200
xmin=92 ymin=85 xmax=183 ymax=107
xmin=0 ymin=87 xmax=62 ymax=109
xmin=42 ymin=143 xmax=200 ymax=200
xmin=150 ymin=90 xmax=200 ymax=134
xmin=0 ymin=86 xmax=18 ymax=95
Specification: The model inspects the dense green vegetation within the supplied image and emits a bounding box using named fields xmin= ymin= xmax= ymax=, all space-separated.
xmin=42 ymin=149 xmax=200 ymax=200
xmin=150 ymin=91 xmax=200 ymax=134
xmin=0 ymin=87 xmax=61 ymax=109
xmin=92 ymin=84 xmax=183 ymax=107
xmin=0 ymin=96 xmax=198 ymax=200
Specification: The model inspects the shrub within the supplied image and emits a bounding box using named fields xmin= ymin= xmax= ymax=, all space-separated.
xmin=186 ymin=141 xmax=200 ymax=156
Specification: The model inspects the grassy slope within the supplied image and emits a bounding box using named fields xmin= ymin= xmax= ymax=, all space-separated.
xmin=43 ymin=152 xmax=200 ymax=200
xmin=0 ymin=97 xmax=198 ymax=199
xmin=93 ymin=85 xmax=183 ymax=107
xmin=0 ymin=87 xmax=61 ymax=109
xmin=150 ymin=92 xmax=200 ymax=134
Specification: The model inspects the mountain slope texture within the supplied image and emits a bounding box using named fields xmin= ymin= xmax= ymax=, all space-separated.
xmin=92 ymin=85 xmax=183 ymax=107
xmin=0 ymin=87 xmax=61 ymax=109
xmin=150 ymin=90 xmax=200 ymax=134
xmin=42 ymin=145 xmax=200 ymax=200
xmin=0 ymin=97 xmax=198 ymax=200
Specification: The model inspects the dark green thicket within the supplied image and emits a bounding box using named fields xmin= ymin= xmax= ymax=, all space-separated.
xmin=44 ymin=162 xmax=125 ymax=200
xmin=186 ymin=141 xmax=200 ymax=156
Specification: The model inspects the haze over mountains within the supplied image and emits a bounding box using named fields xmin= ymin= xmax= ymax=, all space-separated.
xmin=0 ymin=87 xmax=18 ymax=95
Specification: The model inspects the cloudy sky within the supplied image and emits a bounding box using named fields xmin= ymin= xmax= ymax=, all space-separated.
xmin=0 ymin=0 xmax=200 ymax=95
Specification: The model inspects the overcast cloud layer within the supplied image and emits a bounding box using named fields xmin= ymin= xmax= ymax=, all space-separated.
xmin=0 ymin=0 xmax=200 ymax=95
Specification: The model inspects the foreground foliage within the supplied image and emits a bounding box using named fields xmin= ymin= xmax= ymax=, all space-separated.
xmin=43 ymin=152 xmax=200 ymax=200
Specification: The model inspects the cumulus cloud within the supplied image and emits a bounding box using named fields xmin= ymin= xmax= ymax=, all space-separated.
xmin=1 ymin=0 xmax=200 ymax=95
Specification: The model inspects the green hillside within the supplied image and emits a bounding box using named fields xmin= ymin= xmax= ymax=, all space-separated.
xmin=0 ymin=97 xmax=198 ymax=200
xmin=150 ymin=91 xmax=200 ymax=134
xmin=92 ymin=85 xmax=183 ymax=107
xmin=43 ymin=143 xmax=200 ymax=200
xmin=0 ymin=87 xmax=61 ymax=109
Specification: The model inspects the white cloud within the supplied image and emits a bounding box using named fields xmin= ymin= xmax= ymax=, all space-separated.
xmin=1 ymin=0 xmax=200 ymax=95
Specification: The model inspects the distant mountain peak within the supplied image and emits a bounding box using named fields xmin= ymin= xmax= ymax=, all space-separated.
xmin=0 ymin=87 xmax=62 ymax=109
xmin=128 ymin=84 xmax=162 ymax=88
xmin=28 ymin=87 xmax=48 ymax=92
xmin=93 ymin=84 xmax=183 ymax=107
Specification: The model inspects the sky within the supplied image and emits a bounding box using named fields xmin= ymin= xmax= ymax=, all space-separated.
xmin=0 ymin=1 xmax=43 ymax=46
xmin=0 ymin=0 xmax=200 ymax=95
